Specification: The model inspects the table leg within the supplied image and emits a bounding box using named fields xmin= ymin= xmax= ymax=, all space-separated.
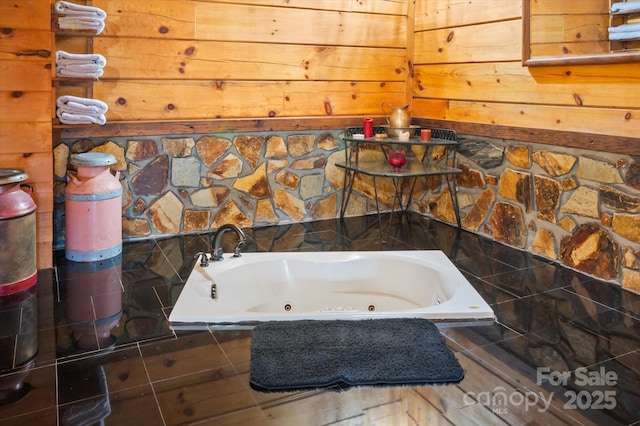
xmin=340 ymin=169 xmax=356 ymax=218
xmin=371 ymin=176 xmax=386 ymax=242
xmin=444 ymin=174 xmax=461 ymax=228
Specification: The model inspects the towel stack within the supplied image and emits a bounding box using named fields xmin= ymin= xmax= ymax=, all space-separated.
xmin=57 ymin=95 xmax=108 ymax=125
xmin=611 ymin=1 xmax=640 ymax=14
xmin=609 ymin=23 xmax=640 ymax=41
xmin=609 ymin=2 xmax=640 ymax=41
xmin=56 ymin=51 xmax=106 ymax=79
xmin=54 ymin=1 xmax=107 ymax=35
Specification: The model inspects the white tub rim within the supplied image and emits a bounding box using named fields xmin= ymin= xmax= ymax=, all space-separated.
xmin=169 ymin=250 xmax=495 ymax=329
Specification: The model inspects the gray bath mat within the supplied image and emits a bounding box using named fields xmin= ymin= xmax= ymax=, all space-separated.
xmin=250 ymin=318 xmax=464 ymax=392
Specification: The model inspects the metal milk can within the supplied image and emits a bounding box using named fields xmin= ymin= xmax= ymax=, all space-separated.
xmin=0 ymin=169 xmax=37 ymax=295
xmin=65 ymin=153 xmax=122 ymax=262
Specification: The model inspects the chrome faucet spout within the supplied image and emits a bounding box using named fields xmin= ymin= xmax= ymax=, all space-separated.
xmin=212 ymin=224 xmax=247 ymax=261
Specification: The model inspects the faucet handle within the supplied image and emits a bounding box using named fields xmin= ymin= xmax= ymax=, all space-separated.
xmin=193 ymin=252 xmax=209 ymax=267
xmin=232 ymin=239 xmax=247 ymax=257
xmin=211 ymin=247 xmax=224 ymax=261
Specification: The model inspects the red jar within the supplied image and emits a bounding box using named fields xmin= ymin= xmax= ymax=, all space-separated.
xmin=0 ymin=169 xmax=37 ymax=295
xmin=388 ymin=150 xmax=407 ymax=172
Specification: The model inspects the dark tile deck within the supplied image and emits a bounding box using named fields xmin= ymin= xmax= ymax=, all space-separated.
xmin=0 ymin=213 xmax=638 ymax=425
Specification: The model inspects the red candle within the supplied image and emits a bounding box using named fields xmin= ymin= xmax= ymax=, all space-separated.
xmin=363 ymin=118 xmax=374 ymax=138
xmin=421 ymin=129 xmax=432 ymax=141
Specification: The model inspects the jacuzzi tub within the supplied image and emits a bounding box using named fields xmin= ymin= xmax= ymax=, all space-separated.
xmin=169 ymin=250 xmax=494 ymax=328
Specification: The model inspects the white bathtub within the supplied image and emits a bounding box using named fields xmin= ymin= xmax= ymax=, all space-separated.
xmin=169 ymin=250 xmax=494 ymax=328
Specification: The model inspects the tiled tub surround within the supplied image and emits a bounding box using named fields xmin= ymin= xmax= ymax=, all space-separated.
xmin=53 ymin=131 xmax=640 ymax=293
xmin=1 ymin=214 xmax=638 ymax=425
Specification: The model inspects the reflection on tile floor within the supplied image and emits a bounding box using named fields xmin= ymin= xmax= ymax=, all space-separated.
xmin=0 ymin=213 xmax=638 ymax=425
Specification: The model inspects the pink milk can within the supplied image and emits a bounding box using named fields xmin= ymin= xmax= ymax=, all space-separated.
xmin=65 ymin=153 xmax=122 ymax=261
xmin=0 ymin=169 xmax=37 ymax=296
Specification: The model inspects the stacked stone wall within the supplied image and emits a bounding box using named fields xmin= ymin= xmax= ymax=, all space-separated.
xmin=418 ymin=135 xmax=640 ymax=294
xmin=54 ymin=131 xmax=351 ymax=245
xmin=53 ymin=131 xmax=640 ymax=293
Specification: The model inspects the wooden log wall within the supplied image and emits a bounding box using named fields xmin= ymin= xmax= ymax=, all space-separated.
xmin=0 ymin=0 xmax=53 ymax=269
xmin=412 ymin=0 xmax=640 ymax=154
xmin=56 ymin=0 xmax=411 ymax=122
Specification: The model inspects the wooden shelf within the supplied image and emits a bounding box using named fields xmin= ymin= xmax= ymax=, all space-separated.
xmin=53 ymin=116 xmax=385 ymax=138
xmin=52 ymin=78 xmax=95 ymax=87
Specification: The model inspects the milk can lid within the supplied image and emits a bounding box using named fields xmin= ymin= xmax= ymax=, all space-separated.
xmin=71 ymin=152 xmax=117 ymax=167
xmin=0 ymin=169 xmax=28 ymax=185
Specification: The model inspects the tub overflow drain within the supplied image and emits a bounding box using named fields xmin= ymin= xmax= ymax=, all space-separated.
xmin=284 ymin=303 xmax=292 ymax=311
xmin=368 ymin=305 xmax=376 ymax=312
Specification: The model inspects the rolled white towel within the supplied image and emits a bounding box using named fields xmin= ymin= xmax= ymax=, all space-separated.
xmin=611 ymin=1 xmax=640 ymax=14
xmin=57 ymin=95 xmax=108 ymax=115
xmin=56 ymin=51 xmax=107 ymax=67
xmin=54 ymin=1 xmax=107 ymax=19
xmin=59 ymin=101 xmax=107 ymax=116
xmin=609 ymin=30 xmax=640 ymax=41
xmin=57 ymin=16 xmax=105 ymax=34
xmin=57 ymin=111 xmax=107 ymax=125
xmin=57 ymin=58 xmax=107 ymax=67
xmin=608 ymin=23 xmax=640 ymax=33
xmin=57 ymin=67 xmax=104 ymax=79
xmin=60 ymin=63 xmax=103 ymax=72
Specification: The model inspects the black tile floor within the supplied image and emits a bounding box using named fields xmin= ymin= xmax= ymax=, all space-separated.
xmin=0 ymin=213 xmax=638 ymax=425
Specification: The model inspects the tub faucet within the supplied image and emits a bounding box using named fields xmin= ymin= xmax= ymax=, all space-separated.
xmin=212 ymin=224 xmax=247 ymax=261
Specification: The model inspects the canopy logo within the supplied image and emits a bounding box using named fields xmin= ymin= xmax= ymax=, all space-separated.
xmin=463 ymin=366 xmax=618 ymax=415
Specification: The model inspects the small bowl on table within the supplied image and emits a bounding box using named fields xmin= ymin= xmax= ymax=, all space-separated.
xmin=381 ymin=125 xmax=421 ymax=139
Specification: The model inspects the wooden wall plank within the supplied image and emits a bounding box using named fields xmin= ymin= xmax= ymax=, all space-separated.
xmin=95 ymin=38 xmax=407 ymax=81
xmin=415 ymin=0 xmax=521 ymax=31
xmin=529 ymin=15 xmax=608 ymax=44
xmin=414 ymin=117 xmax=640 ymax=156
xmin=0 ymin=60 xmax=51 ymax=91
xmin=194 ymin=3 xmax=406 ymax=47
xmin=0 ymin=29 xmax=52 ymax=61
xmin=37 ymin=242 xmax=53 ymax=269
xmin=0 ymin=153 xmax=53 ymax=184
xmin=0 ymin=123 xmax=52 ymax=153
xmin=200 ymin=0 xmax=408 ymax=15
xmin=530 ymin=0 xmax=609 ymax=15
xmin=414 ymin=62 xmax=640 ymax=109
xmin=93 ymin=81 xmax=406 ymax=120
xmin=31 ymin=188 xmax=53 ymax=215
xmin=0 ymin=91 xmax=52 ymax=123
xmin=413 ymin=98 xmax=640 ymax=139
xmin=93 ymin=0 xmax=407 ymax=44
xmin=414 ymin=20 xmax=521 ymax=64
xmin=36 ymin=209 xmax=54 ymax=269
xmin=93 ymin=0 xmax=196 ymax=39
xmin=530 ymin=41 xmax=611 ymax=58
xmin=0 ymin=0 xmax=51 ymax=30
xmin=342 ymin=0 xmax=408 ymax=15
